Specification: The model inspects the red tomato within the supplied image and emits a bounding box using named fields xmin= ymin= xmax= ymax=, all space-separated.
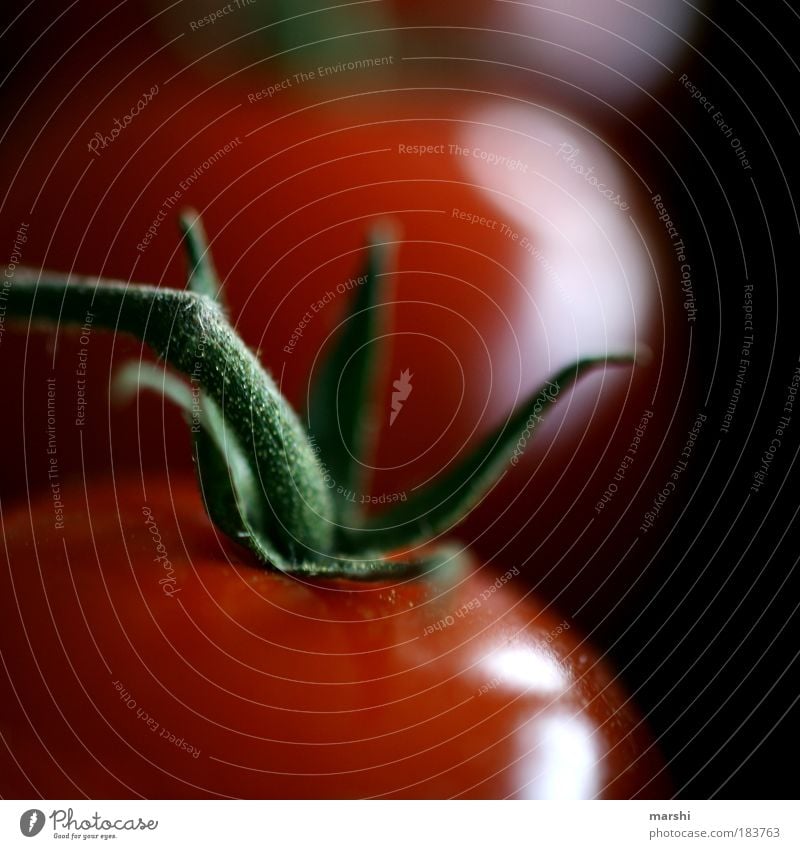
xmin=1 ymin=43 xmax=687 ymax=631
xmin=0 ymin=17 xmax=679 ymax=799
xmin=0 ymin=475 xmax=668 ymax=798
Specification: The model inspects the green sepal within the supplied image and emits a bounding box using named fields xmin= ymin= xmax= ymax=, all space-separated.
xmin=307 ymin=225 xmax=393 ymax=520
xmin=180 ymin=208 xmax=222 ymax=302
xmin=114 ymin=362 xmax=265 ymax=546
xmin=115 ymin=361 xmax=445 ymax=580
xmin=337 ymin=356 xmax=636 ymax=553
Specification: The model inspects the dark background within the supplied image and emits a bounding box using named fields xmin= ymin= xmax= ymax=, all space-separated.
xmin=615 ymin=2 xmax=800 ymax=798
xmin=1 ymin=0 xmax=798 ymax=799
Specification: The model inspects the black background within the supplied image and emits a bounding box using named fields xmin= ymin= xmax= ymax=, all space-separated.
xmin=616 ymin=2 xmax=800 ymax=798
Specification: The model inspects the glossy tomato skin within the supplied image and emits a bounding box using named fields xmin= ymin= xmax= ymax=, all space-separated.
xmin=0 ymin=476 xmax=668 ymax=799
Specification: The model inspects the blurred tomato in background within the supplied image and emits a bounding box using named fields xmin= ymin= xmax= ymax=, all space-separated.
xmin=148 ymin=0 xmax=707 ymax=112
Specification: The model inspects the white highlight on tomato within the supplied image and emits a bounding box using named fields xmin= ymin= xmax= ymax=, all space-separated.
xmin=485 ymin=643 xmax=567 ymax=695
xmin=520 ymin=714 xmax=601 ymax=799
xmin=462 ymin=104 xmax=654 ymax=424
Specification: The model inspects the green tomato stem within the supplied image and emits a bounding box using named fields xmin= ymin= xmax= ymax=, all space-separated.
xmin=5 ymin=212 xmax=638 ymax=584
xmin=6 ymin=268 xmax=335 ymax=561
